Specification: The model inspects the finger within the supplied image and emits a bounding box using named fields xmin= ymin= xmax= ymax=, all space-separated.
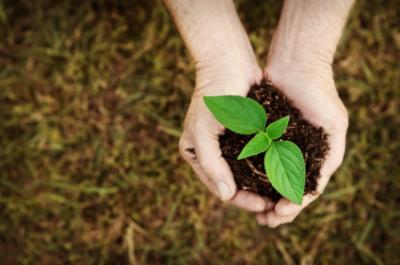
xmin=191 ymin=160 xmax=273 ymax=212
xmin=179 ymin=133 xmax=218 ymax=195
xmin=317 ymin=124 xmax=347 ymax=193
xmin=192 ymin=125 xmax=237 ymax=201
xmin=256 ymin=193 xmax=318 ymax=227
xmin=179 ymin=133 xmax=197 ymax=161
xmin=191 ymin=159 xmax=219 ymax=196
xmin=256 ymin=210 xmax=298 ymax=228
xmin=273 ymin=193 xmax=318 ymax=217
xmin=229 ymin=190 xmax=275 ymax=212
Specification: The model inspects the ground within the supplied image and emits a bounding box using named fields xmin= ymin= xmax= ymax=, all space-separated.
xmin=0 ymin=0 xmax=399 ymax=264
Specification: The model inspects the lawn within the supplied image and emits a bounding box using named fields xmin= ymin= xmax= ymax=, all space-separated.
xmin=0 ymin=0 xmax=399 ymax=264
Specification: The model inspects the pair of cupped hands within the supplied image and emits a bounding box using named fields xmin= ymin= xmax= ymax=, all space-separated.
xmin=179 ymin=54 xmax=348 ymax=228
xmin=171 ymin=1 xmax=350 ymax=228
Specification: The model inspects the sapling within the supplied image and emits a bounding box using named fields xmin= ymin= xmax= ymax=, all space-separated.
xmin=204 ymin=95 xmax=306 ymax=205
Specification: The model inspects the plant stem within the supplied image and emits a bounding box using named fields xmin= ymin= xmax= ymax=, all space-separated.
xmin=245 ymin=159 xmax=269 ymax=183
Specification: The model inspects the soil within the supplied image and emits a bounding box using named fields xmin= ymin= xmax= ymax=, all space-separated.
xmin=219 ymin=80 xmax=329 ymax=202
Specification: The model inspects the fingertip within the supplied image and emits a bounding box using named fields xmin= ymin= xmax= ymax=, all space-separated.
xmin=264 ymin=213 xmax=281 ymax=228
xmin=275 ymin=199 xmax=301 ymax=217
xmin=230 ymin=191 xmax=271 ymax=212
xmin=196 ymin=156 xmax=237 ymax=202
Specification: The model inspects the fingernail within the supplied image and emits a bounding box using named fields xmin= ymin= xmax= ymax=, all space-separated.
xmin=216 ymin=181 xmax=232 ymax=201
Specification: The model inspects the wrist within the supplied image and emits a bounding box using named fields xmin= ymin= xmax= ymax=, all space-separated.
xmin=165 ymin=0 xmax=261 ymax=90
xmin=195 ymin=60 xmax=262 ymax=96
xmin=195 ymin=49 xmax=261 ymax=81
xmin=266 ymin=21 xmax=337 ymax=71
xmin=266 ymin=60 xmax=333 ymax=82
xmin=267 ymin=0 xmax=355 ymax=70
xmin=267 ymin=41 xmax=335 ymax=72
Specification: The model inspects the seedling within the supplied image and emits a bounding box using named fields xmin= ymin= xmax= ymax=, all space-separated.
xmin=204 ymin=95 xmax=305 ymax=205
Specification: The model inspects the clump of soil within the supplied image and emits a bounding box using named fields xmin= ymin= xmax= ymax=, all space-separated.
xmin=219 ymin=80 xmax=329 ymax=202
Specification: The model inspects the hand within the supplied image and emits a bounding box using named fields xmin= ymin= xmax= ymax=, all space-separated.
xmin=179 ymin=64 xmax=276 ymax=212
xmin=253 ymin=0 xmax=353 ymax=227
xmin=256 ymin=62 xmax=349 ymax=227
xmin=166 ymin=0 xmax=276 ymax=214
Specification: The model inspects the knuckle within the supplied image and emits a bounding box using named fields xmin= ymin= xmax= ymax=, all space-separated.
xmin=178 ymin=136 xmax=193 ymax=162
xmin=178 ymin=137 xmax=187 ymax=154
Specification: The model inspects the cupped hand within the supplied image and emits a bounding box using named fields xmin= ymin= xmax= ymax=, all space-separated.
xmin=179 ymin=65 xmax=276 ymax=213
xmin=256 ymin=62 xmax=349 ymax=227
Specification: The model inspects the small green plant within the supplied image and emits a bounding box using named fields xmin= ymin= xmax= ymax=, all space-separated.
xmin=204 ymin=95 xmax=305 ymax=205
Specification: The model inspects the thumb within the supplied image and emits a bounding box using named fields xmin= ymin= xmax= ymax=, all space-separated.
xmin=192 ymin=129 xmax=236 ymax=201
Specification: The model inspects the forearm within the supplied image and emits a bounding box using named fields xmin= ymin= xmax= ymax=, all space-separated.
xmin=267 ymin=0 xmax=355 ymax=70
xmin=164 ymin=0 xmax=259 ymax=80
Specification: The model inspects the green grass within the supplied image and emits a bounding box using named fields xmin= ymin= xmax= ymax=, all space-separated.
xmin=0 ymin=0 xmax=399 ymax=264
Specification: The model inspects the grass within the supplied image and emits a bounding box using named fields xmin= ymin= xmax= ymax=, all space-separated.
xmin=0 ymin=0 xmax=399 ymax=264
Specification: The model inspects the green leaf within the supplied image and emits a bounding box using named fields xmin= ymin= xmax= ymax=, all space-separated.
xmin=264 ymin=140 xmax=305 ymax=205
xmin=266 ymin=115 xmax=290 ymax=139
xmin=237 ymin=132 xmax=271 ymax=160
xmin=203 ymin=95 xmax=266 ymax=135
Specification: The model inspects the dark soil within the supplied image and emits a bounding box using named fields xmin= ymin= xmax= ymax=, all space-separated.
xmin=219 ymin=81 xmax=329 ymax=202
